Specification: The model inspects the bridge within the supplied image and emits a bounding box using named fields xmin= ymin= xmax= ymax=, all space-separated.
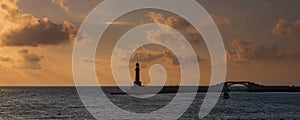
xmin=223 ymin=81 xmax=264 ymax=92
xmin=222 ymin=81 xmax=299 ymax=92
xmin=110 ymin=81 xmax=300 ymax=95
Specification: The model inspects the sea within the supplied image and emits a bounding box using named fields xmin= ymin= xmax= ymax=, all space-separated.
xmin=0 ymin=87 xmax=299 ymax=120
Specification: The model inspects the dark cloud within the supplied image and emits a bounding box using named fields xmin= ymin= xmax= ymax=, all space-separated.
xmin=17 ymin=49 xmax=44 ymax=69
xmin=132 ymin=49 xmax=204 ymax=66
xmin=132 ymin=50 xmax=173 ymax=63
xmin=0 ymin=0 xmax=77 ymax=47
xmin=273 ymin=19 xmax=300 ymax=39
xmin=1 ymin=19 xmax=76 ymax=47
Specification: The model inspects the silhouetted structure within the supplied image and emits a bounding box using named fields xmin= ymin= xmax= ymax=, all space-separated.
xmin=217 ymin=81 xmax=300 ymax=92
xmin=134 ymin=61 xmax=142 ymax=87
xmin=110 ymin=78 xmax=300 ymax=95
xmin=221 ymin=91 xmax=230 ymax=99
xmin=223 ymin=81 xmax=263 ymax=92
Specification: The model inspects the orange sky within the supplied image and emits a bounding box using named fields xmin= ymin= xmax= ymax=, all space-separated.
xmin=0 ymin=0 xmax=299 ymax=86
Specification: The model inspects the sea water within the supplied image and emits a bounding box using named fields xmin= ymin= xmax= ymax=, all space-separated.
xmin=0 ymin=87 xmax=299 ymax=119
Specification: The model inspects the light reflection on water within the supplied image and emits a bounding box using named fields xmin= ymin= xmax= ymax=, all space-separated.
xmin=0 ymin=87 xmax=299 ymax=119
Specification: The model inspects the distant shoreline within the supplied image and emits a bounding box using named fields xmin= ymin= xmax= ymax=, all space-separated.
xmin=0 ymin=85 xmax=299 ymax=87
xmin=1 ymin=86 xmax=300 ymax=93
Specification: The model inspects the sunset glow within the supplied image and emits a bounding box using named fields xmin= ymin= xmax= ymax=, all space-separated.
xmin=0 ymin=0 xmax=299 ymax=86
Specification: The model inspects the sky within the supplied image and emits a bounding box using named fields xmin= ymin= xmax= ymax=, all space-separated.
xmin=0 ymin=0 xmax=299 ymax=86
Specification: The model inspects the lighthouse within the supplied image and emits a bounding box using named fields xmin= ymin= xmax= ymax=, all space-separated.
xmin=134 ymin=61 xmax=142 ymax=87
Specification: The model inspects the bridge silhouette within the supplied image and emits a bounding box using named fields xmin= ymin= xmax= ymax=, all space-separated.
xmin=223 ymin=81 xmax=264 ymax=92
xmin=219 ymin=81 xmax=300 ymax=92
xmin=110 ymin=81 xmax=300 ymax=95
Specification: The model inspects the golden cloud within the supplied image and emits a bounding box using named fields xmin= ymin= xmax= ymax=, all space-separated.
xmin=273 ymin=19 xmax=300 ymax=39
xmin=0 ymin=0 xmax=77 ymax=47
xmin=0 ymin=56 xmax=14 ymax=62
xmin=51 ymin=0 xmax=69 ymax=12
xmin=15 ymin=49 xmax=44 ymax=69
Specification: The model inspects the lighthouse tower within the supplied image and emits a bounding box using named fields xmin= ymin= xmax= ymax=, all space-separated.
xmin=134 ymin=61 xmax=142 ymax=87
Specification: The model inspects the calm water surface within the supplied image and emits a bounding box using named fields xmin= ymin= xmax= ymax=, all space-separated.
xmin=0 ymin=87 xmax=299 ymax=119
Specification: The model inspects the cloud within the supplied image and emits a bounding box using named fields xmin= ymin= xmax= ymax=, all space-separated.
xmin=0 ymin=0 xmax=76 ymax=47
xmin=147 ymin=13 xmax=199 ymax=56
xmin=285 ymin=46 xmax=300 ymax=59
xmin=226 ymin=38 xmax=284 ymax=64
xmin=142 ymin=12 xmax=208 ymax=65
xmin=82 ymin=58 xmax=100 ymax=63
xmin=146 ymin=28 xmax=192 ymax=55
xmin=132 ymin=49 xmax=179 ymax=65
xmin=130 ymin=46 xmax=204 ymax=66
xmin=0 ymin=55 xmax=14 ymax=68
xmin=148 ymin=12 xmax=199 ymax=36
xmin=16 ymin=49 xmax=44 ymax=69
xmin=147 ymin=12 xmax=230 ymax=44
xmin=112 ymin=46 xmax=180 ymax=68
xmin=211 ymin=15 xmax=231 ymax=28
xmin=273 ymin=19 xmax=300 ymax=39
xmin=51 ymin=0 xmax=69 ymax=12
xmin=0 ymin=56 xmax=14 ymax=62
xmin=148 ymin=12 xmax=230 ymax=32
xmin=103 ymin=21 xmax=133 ymax=26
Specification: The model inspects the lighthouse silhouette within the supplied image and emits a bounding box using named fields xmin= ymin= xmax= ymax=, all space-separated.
xmin=134 ymin=61 xmax=142 ymax=87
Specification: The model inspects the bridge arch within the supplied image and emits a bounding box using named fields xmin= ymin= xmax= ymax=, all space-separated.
xmin=225 ymin=82 xmax=250 ymax=91
xmin=223 ymin=81 xmax=261 ymax=92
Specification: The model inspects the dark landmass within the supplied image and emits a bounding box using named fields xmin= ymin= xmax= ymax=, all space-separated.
xmin=109 ymin=81 xmax=300 ymax=95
